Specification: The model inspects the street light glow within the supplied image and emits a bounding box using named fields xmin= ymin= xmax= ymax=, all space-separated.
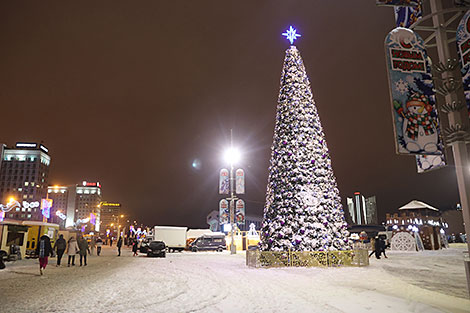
xmin=224 ymin=147 xmax=241 ymax=164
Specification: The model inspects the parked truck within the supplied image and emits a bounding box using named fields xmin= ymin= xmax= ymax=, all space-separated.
xmin=153 ymin=226 xmax=187 ymax=252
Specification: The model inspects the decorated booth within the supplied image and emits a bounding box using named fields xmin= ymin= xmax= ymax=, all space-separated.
xmin=386 ymin=200 xmax=448 ymax=251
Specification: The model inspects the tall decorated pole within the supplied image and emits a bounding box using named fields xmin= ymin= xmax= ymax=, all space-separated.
xmin=260 ymin=27 xmax=350 ymax=252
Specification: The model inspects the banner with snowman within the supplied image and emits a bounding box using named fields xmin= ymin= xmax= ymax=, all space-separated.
xmin=385 ymin=27 xmax=444 ymax=157
xmin=457 ymin=10 xmax=470 ymax=118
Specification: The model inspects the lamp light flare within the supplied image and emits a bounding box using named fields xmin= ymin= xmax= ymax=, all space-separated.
xmin=224 ymin=147 xmax=241 ymax=164
xmin=191 ymin=158 xmax=202 ymax=170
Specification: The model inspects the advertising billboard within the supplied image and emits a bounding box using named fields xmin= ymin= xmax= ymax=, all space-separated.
xmin=41 ymin=199 xmax=53 ymax=219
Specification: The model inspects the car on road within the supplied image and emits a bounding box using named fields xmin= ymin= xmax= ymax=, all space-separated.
xmin=146 ymin=241 xmax=166 ymax=258
xmin=190 ymin=234 xmax=226 ymax=252
xmin=139 ymin=238 xmax=152 ymax=253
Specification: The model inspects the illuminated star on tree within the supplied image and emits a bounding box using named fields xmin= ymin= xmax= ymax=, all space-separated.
xmin=282 ymin=26 xmax=301 ymax=45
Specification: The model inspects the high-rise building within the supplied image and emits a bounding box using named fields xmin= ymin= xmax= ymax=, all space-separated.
xmin=47 ymin=185 xmax=68 ymax=227
xmin=0 ymin=142 xmax=51 ymax=221
xmin=347 ymin=192 xmax=378 ymax=225
xmin=99 ymin=201 xmax=121 ymax=230
xmin=47 ymin=181 xmax=102 ymax=232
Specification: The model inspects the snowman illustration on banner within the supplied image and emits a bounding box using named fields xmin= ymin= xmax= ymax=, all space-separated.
xmin=393 ymin=91 xmax=438 ymax=153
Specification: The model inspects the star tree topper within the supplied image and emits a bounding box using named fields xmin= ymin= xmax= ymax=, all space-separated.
xmin=282 ymin=26 xmax=301 ymax=45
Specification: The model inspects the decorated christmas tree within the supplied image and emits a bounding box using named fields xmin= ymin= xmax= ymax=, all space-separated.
xmin=260 ymin=27 xmax=350 ymax=252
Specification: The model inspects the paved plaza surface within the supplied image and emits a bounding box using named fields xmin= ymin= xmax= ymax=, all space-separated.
xmin=0 ymin=245 xmax=469 ymax=313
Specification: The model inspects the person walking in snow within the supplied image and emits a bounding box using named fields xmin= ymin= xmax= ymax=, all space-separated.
xmin=132 ymin=239 xmax=139 ymax=256
xmin=368 ymin=236 xmax=383 ymax=259
xmin=90 ymin=237 xmax=96 ymax=255
xmin=66 ymin=236 xmax=79 ymax=266
xmin=54 ymin=234 xmax=67 ymax=267
xmin=378 ymin=236 xmax=388 ymax=259
xmin=35 ymin=235 xmax=53 ymax=275
xmin=96 ymin=237 xmax=103 ymax=256
xmin=117 ymin=236 xmax=123 ymax=256
xmin=78 ymin=236 xmax=90 ymax=266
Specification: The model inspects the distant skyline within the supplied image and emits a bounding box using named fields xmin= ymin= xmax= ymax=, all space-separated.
xmin=0 ymin=1 xmax=464 ymax=228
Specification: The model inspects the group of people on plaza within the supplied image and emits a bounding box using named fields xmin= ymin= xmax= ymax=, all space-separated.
xmin=35 ymin=234 xmax=108 ymax=275
xmin=34 ymin=234 xmax=142 ymax=275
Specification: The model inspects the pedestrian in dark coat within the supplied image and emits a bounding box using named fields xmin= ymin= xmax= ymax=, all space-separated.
xmin=77 ymin=236 xmax=90 ymax=266
xmin=35 ymin=235 xmax=53 ymax=275
xmin=117 ymin=237 xmax=123 ymax=256
xmin=369 ymin=236 xmax=382 ymax=259
xmin=379 ymin=237 xmax=388 ymax=258
xmin=54 ymin=234 xmax=67 ymax=266
xmin=132 ymin=239 xmax=139 ymax=256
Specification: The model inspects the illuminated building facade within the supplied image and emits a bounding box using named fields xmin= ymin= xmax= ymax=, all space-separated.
xmin=346 ymin=192 xmax=378 ymax=225
xmin=0 ymin=142 xmax=51 ymax=221
xmin=48 ymin=181 xmax=102 ymax=232
xmin=46 ymin=185 xmax=68 ymax=227
xmin=99 ymin=201 xmax=121 ymax=230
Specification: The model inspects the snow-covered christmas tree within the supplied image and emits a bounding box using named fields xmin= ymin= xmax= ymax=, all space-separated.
xmin=260 ymin=27 xmax=350 ymax=252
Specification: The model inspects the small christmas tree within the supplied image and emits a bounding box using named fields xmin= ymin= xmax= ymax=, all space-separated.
xmin=260 ymin=28 xmax=350 ymax=252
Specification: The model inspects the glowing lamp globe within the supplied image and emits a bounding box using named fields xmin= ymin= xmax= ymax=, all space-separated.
xmin=224 ymin=147 xmax=241 ymax=164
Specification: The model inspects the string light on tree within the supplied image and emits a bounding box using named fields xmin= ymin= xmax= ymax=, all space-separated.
xmin=260 ymin=27 xmax=350 ymax=252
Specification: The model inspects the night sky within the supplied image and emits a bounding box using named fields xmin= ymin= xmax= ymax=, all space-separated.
xmin=0 ymin=1 xmax=464 ymax=228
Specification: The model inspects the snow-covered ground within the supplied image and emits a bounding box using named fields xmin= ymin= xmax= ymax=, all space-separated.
xmin=0 ymin=244 xmax=469 ymax=313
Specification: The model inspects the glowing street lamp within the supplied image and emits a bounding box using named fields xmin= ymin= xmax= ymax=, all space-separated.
xmin=223 ymin=129 xmax=242 ymax=255
xmin=224 ymin=147 xmax=241 ymax=165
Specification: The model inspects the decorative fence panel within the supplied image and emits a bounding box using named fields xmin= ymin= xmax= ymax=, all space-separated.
xmin=246 ymin=249 xmax=369 ymax=268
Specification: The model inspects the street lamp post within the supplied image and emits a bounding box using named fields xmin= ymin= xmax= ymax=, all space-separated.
xmin=117 ymin=214 xmax=124 ymax=239
xmin=229 ymin=148 xmax=236 ymax=255
xmin=224 ymin=129 xmax=241 ymax=255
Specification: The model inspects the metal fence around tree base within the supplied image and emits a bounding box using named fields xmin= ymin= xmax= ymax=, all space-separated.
xmin=246 ymin=249 xmax=369 ymax=268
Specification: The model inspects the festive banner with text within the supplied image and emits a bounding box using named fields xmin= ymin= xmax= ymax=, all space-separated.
xmin=219 ymin=199 xmax=229 ymax=225
xmin=385 ymin=27 xmax=444 ymax=156
xmin=235 ymin=169 xmax=245 ymax=194
xmin=457 ymin=10 xmax=470 ymax=118
xmin=219 ymin=169 xmax=229 ymax=194
xmin=235 ymin=199 xmax=245 ymax=226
